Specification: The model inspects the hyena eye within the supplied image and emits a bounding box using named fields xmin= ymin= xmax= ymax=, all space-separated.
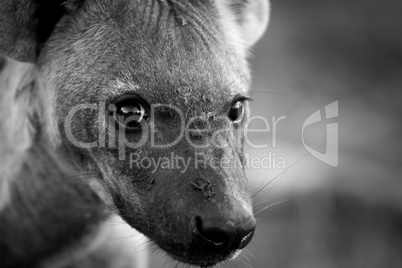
xmin=228 ymin=101 xmax=245 ymax=123
xmin=114 ymin=95 xmax=149 ymax=132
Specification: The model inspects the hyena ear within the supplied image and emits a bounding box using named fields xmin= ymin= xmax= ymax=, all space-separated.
xmin=224 ymin=0 xmax=270 ymax=49
xmin=0 ymin=0 xmax=71 ymax=62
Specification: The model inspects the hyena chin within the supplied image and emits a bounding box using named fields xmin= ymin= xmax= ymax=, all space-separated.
xmin=0 ymin=0 xmax=269 ymax=267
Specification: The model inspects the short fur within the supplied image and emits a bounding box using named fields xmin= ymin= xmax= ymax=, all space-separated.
xmin=0 ymin=0 xmax=269 ymax=267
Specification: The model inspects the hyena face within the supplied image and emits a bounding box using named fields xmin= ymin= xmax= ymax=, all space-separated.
xmin=1 ymin=0 xmax=269 ymax=266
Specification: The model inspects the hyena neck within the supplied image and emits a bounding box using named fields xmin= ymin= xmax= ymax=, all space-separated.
xmin=0 ymin=140 xmax=110 ymax=268
xmin=0 ymin=58 xmax=109 ymax=267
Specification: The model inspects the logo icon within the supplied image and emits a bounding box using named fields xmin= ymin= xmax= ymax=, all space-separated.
xmin=302 ymin=101 xmax=338 ymax=167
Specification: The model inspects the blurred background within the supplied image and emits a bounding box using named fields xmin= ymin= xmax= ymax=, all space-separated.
xmin=151 ymin=0 xmax=402 ymax=267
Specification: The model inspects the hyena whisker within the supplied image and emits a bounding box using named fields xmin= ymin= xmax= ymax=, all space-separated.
xmin=252 ymin=176 xmax=279 ymax=199
xmin=242 ymin=258 xmax=254 ymax=268
xmin=109 ymin=234 xmax=142 ymax=242
xmin=229 ymin=257 xmax=242 ymax=268
xmin=127 ymin=238 xmax=149 ymax=255
xmin=252 ymin=150 xmax=316 ymax=199
xmin=253 ymin=198 xmax=273 ymax=208
xmin=252 ymin=168 xmax=290 ymax=201
xmin=173 ymin=260 xmax=181 ymax=268
xmin=127 ymin=244 xmax=150 ymax=257
xmin=242 ymin=248 xmax=256 ymax=262
xmin=253 ymin=199 xmax=289 ymax=217
xmin=249 ymin=241 xmax=258 ymax=251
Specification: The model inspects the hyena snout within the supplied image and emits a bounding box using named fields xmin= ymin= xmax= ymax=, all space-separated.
xmin=191 ymin=206 xmax=256 ymax=251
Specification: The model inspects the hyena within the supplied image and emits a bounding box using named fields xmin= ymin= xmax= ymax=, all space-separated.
xmin=0 ymin=0 xmax=269 ymax=267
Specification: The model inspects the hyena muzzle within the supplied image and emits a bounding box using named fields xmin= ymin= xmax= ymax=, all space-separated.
xmin=0 ymin=0 xmax=269 ymax=267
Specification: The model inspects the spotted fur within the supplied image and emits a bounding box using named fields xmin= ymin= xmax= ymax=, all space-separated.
xmin=0 ymin=1 xmax=269 ymax=267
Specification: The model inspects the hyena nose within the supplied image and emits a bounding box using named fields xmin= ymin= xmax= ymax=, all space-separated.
xmin=191 ymin=214 xmax=256 ymax=251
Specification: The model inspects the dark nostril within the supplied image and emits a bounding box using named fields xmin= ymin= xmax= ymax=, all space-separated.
xmin=192 ymin=215 xmax=256 ymax=250
xmin=194 ymin=216 xmax=234 ymax=248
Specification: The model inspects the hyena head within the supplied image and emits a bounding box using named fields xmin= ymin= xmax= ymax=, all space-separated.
xmin=1 ymin=0 xmax=269 ymax=266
